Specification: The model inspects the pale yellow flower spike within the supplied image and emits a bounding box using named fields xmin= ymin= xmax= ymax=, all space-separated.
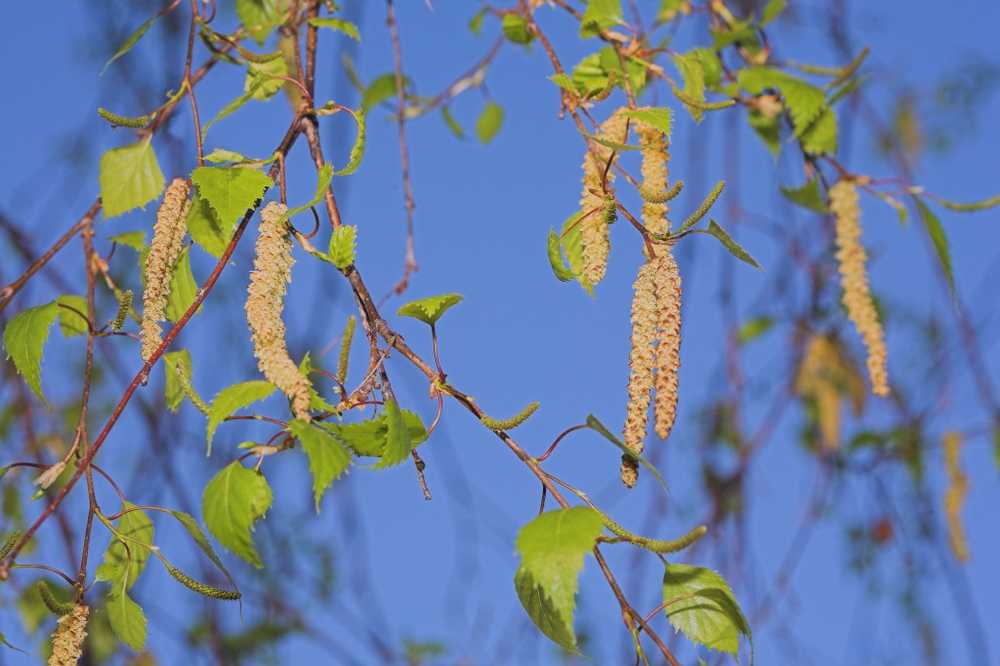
xmin=48 ymin=604 xmax=89 ymax=666
xmin=830 ymin=180 xmax=889 ymax=397
xmin=621 ymin=262 xmax=658 ymax=487
xmin=246 ymin=202 xmax=312 ymax=422
xmin=579 ymin=109 xmax=628 ymax=286
xmin=141 ymin=178 xmax=191 ymax=361
xmin=943 ymin=431 xmax=970 ymax=562
xmin=652 ymin=252 xmax=682 ymax=440
xmin=637 ymin=120 xmax=670 ymax=236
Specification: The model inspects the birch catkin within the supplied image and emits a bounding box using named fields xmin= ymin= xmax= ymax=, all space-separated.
xmin=943 ymin=431 xmax=970 ymax=562
xmin=637 ymin=121 xmax=670 ymax=236
xmin=246 ymin=202 xmax=311 ymax=421
xmin=830 ymin=180 xmax=889 ymax=397
xmin=141 ymin=178 xmax=191 ymax=361
xmin=621 ymin=262 xmax=658 ymax=487
xmin=48 ymin=604 xmax=89 ymax=666
xmin=652 ymin=252 xmax=682 ymax=440
xmin=579 ymin=110 xmax=628 ymax=286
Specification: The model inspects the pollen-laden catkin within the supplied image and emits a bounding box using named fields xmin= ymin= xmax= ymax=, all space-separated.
xmin=246 ymin=202 xmax=311 ymax=422
xmin=579 ymin=109 xmax=629 ymax=286
xmin=830 ymin=180 xmax=889 ymax=397
xmin=652 ymin=251 xmax=682 ymax=440
xmin=141 ymin=178 xmax=191 ymax=361
xmin=48 ymin=604 xmax=89 ymax=666
xmin=637 ymin=121 xmax=670 ymax=237
xmin=943 ymin=431 xmax=970 ymax=562
xmin=621 ymin=262 xmax=658 ymax=487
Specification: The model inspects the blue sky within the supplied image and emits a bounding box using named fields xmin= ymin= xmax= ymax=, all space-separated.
xmin=1 ymin=1 xmax=999 ymax=664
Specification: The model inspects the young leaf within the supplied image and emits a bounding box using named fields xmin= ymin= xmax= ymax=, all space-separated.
xmin=548 ymin=73 xmax=578 ymax=96
xmin=191 ymin=167 xmax=272 ymax=235
xmin=308 ymin=17 xmax=361 ymax=42
xmin=107 ymin=591 xmax=147 ymax=651
xmin=55 ymin=295 xmax=88 ymax=337
xmin=621 ymin=107 xmax=673 ymax=138
xmin=700 ymin=220 xmax=761 ymax=269
xmin=441 ymin=106 xmax=465 ymax=139
xmin=373 ymin=399 xmax=412 ymax=469
xmin=202 ymin=461 xmax=273 ymax=568
xmin=336 ymin=109 xmax=367 ymax=176
xmin=244 ymin=57 xmax=288 ymax=101
xmin=287 ymin=419 xmax=352 ymax=510
xmin=289 ymin=164 xmax=334 ymax=217
xmin=164 ymin=247 xmax=198 ymax=323
xmin=102 ymin=15 xmax=158 ymax=74
xmin=662 ymin=563 xmax=751 ymax=657
xmin=206 ymin=381 xmax=277 ymax=456
xmin=95 ymin=503 xmax=154 ymax=591
xmin=2 ymin=301 xmax=60 ymax=401
xmin=320 ymin=418 xmax=386 ymax=457
xmin=547 ymin=228 xmax=576 ymax=282
xmin=514 ymin=507 xmax=605 ymax=653
xmin=236 ymin=0 xmax=281 ymax=45
xmin=559 ymin=211 xmax=592 ymax=294
xmin=109 ymin=230 xmax=146 ymax=252
xmin=760 ymin=0 xmax=787 ymax=25
xmin=186 ymin=194 xmax=228 ymax=257
xmin=584 ymin=415 xmax=668 ymax=492
xmin=329 ymin=225 xmax=357 ymax=269
xmin=362 ymin=73 xmax=404 ymax=110
xmin=99 ymin=139 xmax=165 ymax=218
xmin=738 ymin=68 xmax=826 ymax=137
xmin=673 ymin=51 xmax=707 ymax=121
xmin=397 ymin=293 xmax=464 ymax=325
xmin=580 ymin=0 xmax=622 ymax=38
xmin=747 ymin=108 xmax=781 ymax=157
xmin=913 ymin=197 xmax=955 ymax=295
xmin=800 ymin=106 xmax=838 ymax=155
xmin=502 ymin=14 xmax=533 ymax=45
xmin=476 ymin=102 xmax=504 ymax=144
xmin=164 ymin=350 xmax=193 ymax=412
xmin=780 ymin=179 xmax=829 ymax=213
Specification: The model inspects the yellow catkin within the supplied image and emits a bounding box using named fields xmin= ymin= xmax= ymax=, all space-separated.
xmin=652 ymin=251 xmax=682 ymax=440
xmin=621 ymin=262 xmax=658 ymax=487
xmin=140 ymin=178 xmax=191 ymax=361
xmin=637 ymin=120 xmax=670 ymax=237
xmin=829 ymin=180 xmax=889 ymax=397
xmin=579 ymin=110 xmax=629 ymax=286
xmin=943 ymin=431 xmax=970 ymax=562
xmin=246 ymin=202 xmax=311 ymax=422
xmin=48 ymin=604 xmax=89 ymax=666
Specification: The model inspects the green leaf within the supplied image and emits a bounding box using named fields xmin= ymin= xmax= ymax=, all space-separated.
xmin=571 ymin=48 xmax=646 ymax=98
xmin=102 ymin=15 xmax=157 ymax=73
xmin=502 ymin=14 xmax=533 ymax=45
xmin=547 ymin=229 xmax=575 ymax=282
xmin=700 ymin=220 xmax=761 ymax=269
xmin=164 ymin=350 xmax=193 ymax=412
xmin=584 ymin=415 xmax=668 ymax=492
xmin=297 ymin=353 xmax=339 ymax=413
xmin=476 ymin=102 xmax=504 ymax=144
xmin=514 ymin=507 xmax=605 ymax=653
xmin=107 ymin=591 xmax=147 ymax=651
xmin=747 ymin=108 xmax=781 ymax=157
xmin=736 ymin=316 xmax=774 ymax=344
xmin=441 ymin=106 xmax=465 ymax=139
xmin=55 ymin=295 xmax=88 ymax=337
xmin=110 ymin=231 xmax=146 ymax=252
xmin=800 ymin=106 xmax=838 ymax=155
xmin=580 ymin=0 xmax=622 ymax=38
xmin=329 ymin=225 xmax=357 ymax=269
xmin=673 ymin=51 xmax=707 ymax=121
xmin=287 ymin=420 xmax=351 ymax=510
xmin=738 ymin=68 xmax=826 ymax=137
xmin=206 ymin=380 xmax=277 ymax=456
xmin=581 ymin=131 xmax=639 ymax=152
xmin=99 ymin=139 xmax=165 ymax=218
xmin=336 ymin=109 xmax=367 ymax=176
xmin=95 ymin=503 xmax=154 ymax=591
xmin=760 ymin=0 xmax=787 ymax=25
xmin=318 ymin=410 xmax=427 ymax=458
xmin=662 ymin=563 xmax=751 ymax=657
xmin=191 ymin=166 xmax=272 ymax=235
xmin=622 ymin=107 xmax=672 ymax=138
xmin=780 ymin=179 xmax=829 ymax=213
xmin=164 ymin=247 xmax=198 ymax=323
xmin=657 ymin=0 xmax=691 ymax=22
xmin=913 ymin=197 xmax=955 ymax=295
xmin=185 ymin=193 xmax=228 ymax=257
xmin=2 ymin=301 xmax=59 ymax=401
xmin=289 ymin=163 xmax=334 ymax=217
xmin=548 ymin=73 xmax=579 ymax=95
xmin=0 ymin=632 xmax=22 ymax=652
xmin=244 ymin=56 xmax=288 ymax=101
xmin=308 ymin=17 xmax=360 ymax=41
xmin=397 ymin=293 xmax=464 ymax=325
xmin=560 ymin=210 xmax=592 ymax=294
xmin=469 ymin=8 xmax=487 ymax=35
xmin=362 ymin=73 xmax=404 ymax=110
xmin=236 ymin=0 xmax=281 ymax=45
xmin=167 ymin=510 xmax=240 ymax=594
xmin=372 ymin=399 xmax=411 ymax=469
xmin=202 ymin=461 xmax=273 ymax=568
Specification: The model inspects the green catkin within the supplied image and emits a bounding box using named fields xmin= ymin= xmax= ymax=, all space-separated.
xmin=0 ymin=531 xmax=20 ymax=561
xmin=38 ymin=581 xmax=75 ymax=616
xmin=164 ymin=563 xmax=241 ymax=600
xmin=97 ymin=107 xmax=152 ymax=128
xmin=481 ymin=401 xmax=540 ymax=431
xmin=679 ymin=180 xmax=726 ymax=231
xmin=639 ymin=180 xmax=684 ymax=205
xmin=943 ymin=432 xmax=970 ymax=562
xmin=47 ymin=604 xmax=88 ymax=666
xmin=175 ymin=364 xmax=210 ymax=415
xmin=336 ymin=315 xmax=356 ymax=385
xmin=601 ymin=513 xmax=707 ymax=554
xmin=112 ymin=290 xmax=132 ymax=332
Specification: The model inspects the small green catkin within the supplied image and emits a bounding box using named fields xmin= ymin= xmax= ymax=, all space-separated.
xmin=639 ymin=180 xmax=684 ymax=205
xmin=176 ymin=365 xmax=210 ymax=415
xmin=481 ymin=401 xmax=540 ymax=431
xmin=680 ymin=180 xmax=726 ymax=231
xmin=165 ymin=563 xmax=241 ymax=601
xmin=38 ymin=581 xmax=76 ymax=616
xmin=337 ymin=315 xmax=356 ymax=385
xmin=112 ymin=290 xmax=133 ymax=332
xmin=600 ymin=512 xmax=707 ymax=554
xmin=97 ymin=107 xmax=151 ymax=129
xmin=0 ymin=531 xmax=20 ymax=560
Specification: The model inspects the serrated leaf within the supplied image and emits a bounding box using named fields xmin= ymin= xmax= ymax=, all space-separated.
xmin=202 ymin=462 xmax=272 ymax=568
xmin=2 ymin=301 xmax=59 ymax=401
xmin=760 ymin=0 xmax=786 ymax=25
xmin=297 ymin=353 xmax=339 ymax=413
xmin=308 ymin=17 xmax=360 ymax=41
xmin=164 ymin=247 xmax=198 ymax=323
xmin=320 ymin=418 xmax=386 ymax=456
xmin=502 ymin=13 xmax=533 ymax=44
xmin=185 ymin=193 xmax=228 ymax=257
xmin=913 ymin=197 xmax=954 ymax=295
xmin=167 ymin=510 xmax=239 ymax=594
xmin=362 ymin=73 xmax=404 ymax=110
xmin=662 ymin=564 xmax=751 ymax=657
xmin=548 ymin=73 xmax=578 ymax=95
xmin=622 ymin=107 xmax=672 ymax=138
xmin=236 ymin=0 xmax=281 ymax=45
xmin=164 ymin=350 xmax=192 ymax=412
xmin=476 ymin=102 xmax=504 ymax=144
xmin=329 ymin=225 xmax=357 ymax=268
xmin=560 ymin=211 xmax=592 ymax=294
xmin=514 ymin=507 xmax=604 ymax=652
xmin=441 ymin=106 xmax=465 ymax=139
xmin=397 ymin=293 xmax=464 ymax=325
xmin=337 ymin=109 xmax=367 ymax=176
xmin=107 ymin=591 xmax=147 ymax=651
xmin=99 ymin=139 xmax=165 ymax=218
xmin=738 ymin=68 xmax=826 ymax=137
xmin=800 ymin=106 xmax=837 ymax=155
xmin=747 ymin=108 xmax=781 ymax=157
xmin=584 ymin=415 xmax=668 ymax=492
xmin=244 ymin=56 xmax=288 ymax=101
xmin=191 ymin=167 xmax=272 ymax=235
xmin=110 ymin=231 xmax=146 ymax=252
xmin=673 ymin=51 xmax=707 ymax=121
xmin=96 ymin=503 xmax=153 ymax=591
xmin=56 ymin=295 xmax=88 ymax=337
xmin=700 ymin=220 xmax=761 ymax=269
xmin=102 ymin=15 xmax=157 ymax=74
xmin=372 ymin=399 xmax=411 ymax=469
xmin=289 ymin=163 xmax=334 ymax=217
xmin=206 ymin=381 xmax=276 ymax=456
xmin=580 ymin=0 xmax=622 ymax=38
xmin=547 ymin=228 xmax=575 ymax=282
xmin=287 ymin=420 xmax=351 ymax=510
xmin=780 ymin=179 xmax=829 ymax=213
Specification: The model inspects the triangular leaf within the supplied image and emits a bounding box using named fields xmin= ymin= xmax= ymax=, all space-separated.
xmin=206 ymin=381 xmax=277 ymax=456
xmin=287 ymin=419 xmax=352 ymax=510
xmin=780 ymin=179 xmax=829 ymax=213
xmin=55 ymin=295 xmax=88 ymax=337
xmin=2 ymin=301 xmax=60 ymax=401
xmin=202 ymin=461 xmax=272 ymax=568
xmin=662 ymin=563 xmax=751 ymax=657
xmin=190 ymin=166 xmax=272 ymax=235
xmin=329 ymin=225 xmax=357 ymax=269
xmin=397 ymin=293 xmax=464 ymax=325
xmin=99 ymin=139 xmax=165 ymax=218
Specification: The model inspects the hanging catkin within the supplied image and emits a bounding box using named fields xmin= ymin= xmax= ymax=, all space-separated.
xmin=830 ymin=180 xmax=889 ymax=397
xmin=621 ymin=262 xmax=658 ymax=487
xmin=652 ymin=252 xmax=682 ymax=439
xmin=579 ymin=109 xmax=629 ymax=286
xmin=48 ymin=604 xmax=89 ymax=666
xmin=637 ymin=120 xmax=670 ymax=236
xmin=246 ymin=202 xmax=311 ymax=422
xmin=943 ymin=431 xmax=970 ymax=562
xmin=141 ymin=178 xmax=191 ymax=361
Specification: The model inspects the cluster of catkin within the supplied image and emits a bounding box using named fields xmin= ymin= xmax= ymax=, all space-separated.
xmin=245 ymin=202 xmax=312 ymax=421
xmin=141 ymin=178 xmax=192 ymax=361
xmin=943 ymin=431 xmax=970 ymax=562
xmin=48 ymin=604 xmax=89 ymax=666
xmin=829 ymin=180 xmax=889 ymax=397
xmin=621 ymin=116 xmax=682 ymax=487
xmin=579 ymin=110 xmax=629 ymax=287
